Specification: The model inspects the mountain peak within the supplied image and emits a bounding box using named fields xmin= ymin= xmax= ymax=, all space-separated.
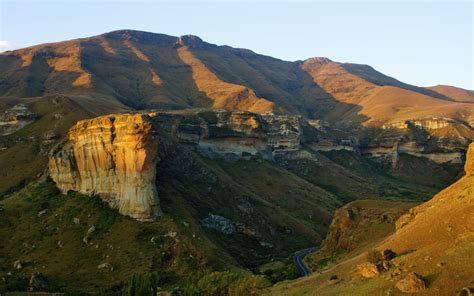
xmin=175 ymin=34 xmax=205 ymax=48
xmin=304 ymin=57 xmax=333 ymax=65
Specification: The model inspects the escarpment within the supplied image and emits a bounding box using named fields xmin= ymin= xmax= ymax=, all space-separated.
xmin=48 ymin=113 xmax=160 ymax=221
xmin=48 ymin=110 xmax=302 ymax=220
xmin=48 ymin=107 xmax=472 ymax=222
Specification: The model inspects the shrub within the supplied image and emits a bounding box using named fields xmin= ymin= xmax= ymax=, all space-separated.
xmin=121 ymin=272 xmax=161 ymax=296
xmin=181 ymin=271 xmax=271 ymax=296
xmin=366 ymin=249 xmax=383 ymax=264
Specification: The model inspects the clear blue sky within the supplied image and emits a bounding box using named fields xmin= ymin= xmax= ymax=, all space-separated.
xmin=1 ymin=0 xmax=472 ymax=89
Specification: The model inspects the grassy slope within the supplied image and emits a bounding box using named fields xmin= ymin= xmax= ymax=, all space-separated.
xmin=0 ymin=180 xmax=237 ymax=293
xmin=269 ymin=154 xmax=474 ymax=296
xmin=2 ymin=29 xmax=473 ymax=129
xmin=0 ymin=96 xmax=92 ymax=196
xmin=156 ymin=141 xmax=340 ymax=268
xmin=301 ymin=59 xmax=474 ymax=127
xmin=427 ymin=85 xmax=474 ymax=103
xmin=280 ymin=149 xmax=457 ymax=203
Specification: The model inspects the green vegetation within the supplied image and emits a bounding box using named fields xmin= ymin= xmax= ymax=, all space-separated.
xmin=257 ymin=259 xmax=299 ymax=283
xmin=305 ymin=252 xmax=344 ymax=272
xmin=0 ymin=181 xmax=234 ymax=293
xmin=179 ymin=271 xmax=271 ymax=296
xmin=0 ymin=95 xmax=92 ymax=197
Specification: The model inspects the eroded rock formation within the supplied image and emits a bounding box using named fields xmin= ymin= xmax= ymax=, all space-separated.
xmin=48 ymin=113 xmax=160 ymax=221
xmin=0 ymin=104 xmax=36 ymax=135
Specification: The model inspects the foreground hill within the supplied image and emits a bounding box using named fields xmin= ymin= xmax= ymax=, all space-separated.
xmin=1 ymin=110 xmax=464 ymax=293
xmin=271 ymin=142 xmax=474 ymax=295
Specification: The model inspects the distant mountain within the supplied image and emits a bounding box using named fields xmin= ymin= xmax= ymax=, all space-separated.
xmin=1 ymin=29 xmax=473 ymax=127
xmin=426 ymin=84 xmax=474 ymax=103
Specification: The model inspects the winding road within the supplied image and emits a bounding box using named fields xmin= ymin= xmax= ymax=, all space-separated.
xmin=293 ymin=247 xmax=317 ymax=276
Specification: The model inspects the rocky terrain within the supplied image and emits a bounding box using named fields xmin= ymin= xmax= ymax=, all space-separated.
xmin=47 ymin=109 xmax=469 ymax=227
xmin=0 ymin=104 xmax=36 ymax=135
xmin=0 ymin=29 xmax=473 ymax=294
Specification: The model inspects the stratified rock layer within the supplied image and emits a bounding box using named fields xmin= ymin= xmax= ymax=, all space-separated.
xmin=49 ymin=113 xmax=160 ymax=221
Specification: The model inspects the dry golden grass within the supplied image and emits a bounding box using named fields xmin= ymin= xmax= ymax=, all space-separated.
xmin=123 ymin=39 xmax=151 ymax=62
xmin=302 ymin=59 xmax=474 ymax=127
xmin=177 ymin=46 xmax=274 ymax=113
xmin=149 ymin=69 xmax=162 ymax=86
xmin=270 ymin=144 xmax=474 ymax=295
xmin=98 ymin=36 xmax=116 ymax=55
xmin=427 ymin=85 xmax=474 ymax=103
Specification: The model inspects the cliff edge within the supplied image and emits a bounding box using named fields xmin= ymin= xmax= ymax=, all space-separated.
xmin=48 ymin=113 xmax=161 ymax=221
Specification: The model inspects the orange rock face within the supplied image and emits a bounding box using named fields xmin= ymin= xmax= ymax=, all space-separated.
xmin=48 ymin=113 xmax=160 ymax=221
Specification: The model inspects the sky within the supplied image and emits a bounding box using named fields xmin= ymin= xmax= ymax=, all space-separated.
xmin=0 ymin=0 xmax=473 ymax=89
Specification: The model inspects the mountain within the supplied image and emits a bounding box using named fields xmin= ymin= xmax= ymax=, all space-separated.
xmin=0 ymin=30 xmax=473 ymax=294
xmin=271 ymin=143 xmax=474 ymax=295
xmin=426 ymin=85 xmax=474 ymax=103
xmin=1 ymin=29 xmax=473 ymax=126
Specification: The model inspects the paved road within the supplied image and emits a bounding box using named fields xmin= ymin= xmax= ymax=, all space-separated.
xmin=293 ymin=247 xmax=317 ymax=276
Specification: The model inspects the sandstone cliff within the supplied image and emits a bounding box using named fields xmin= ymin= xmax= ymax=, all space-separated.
xmin=48 ymin=113 xmax=160 ymax=221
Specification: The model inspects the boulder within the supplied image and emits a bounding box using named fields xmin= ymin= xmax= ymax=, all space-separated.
xmin=201 ymin=214 xmax=236 ymax=234
xmin=29 ymin=272 xmax=48 ymax=291
xmin=97 ymin=262 xmax=114 ymax=271
xmin=357 ymin=263 xmax=380 ymax=278
xmin=83 ymin=225 xmax=96 ymax=244
xmin=395 ymin=272 xmax=426 ymax=293
xmin=38 ymin=209 xmax=48 ymax=217
xmin=13 ymin=260 xmax=22 ymax=270
xmin=458 ymin=287 xmax=474 ymax=296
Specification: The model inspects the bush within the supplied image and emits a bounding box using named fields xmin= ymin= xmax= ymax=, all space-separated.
xmin=121 ymin=272 xmax=161 ymax=296
xmin=181 ymin=271 xmax=271 ymax=296
xmin=198 ymin=111 xmax=218 ymax=124
xmin=366 ymin=249 xmax=383 ymax=264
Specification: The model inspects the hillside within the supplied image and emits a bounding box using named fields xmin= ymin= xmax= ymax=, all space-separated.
xmin=0 ymin=30 xmax=473 ymax=294
xmin=270 ymin=143 xmax=474 ymax=295
xmin=427 ymin=85 xmax=474 ymax=103
xmin=1 ymin=109 xmax=464 ymax=293
xmin=1 ymin=29 xmax=473 ymax=128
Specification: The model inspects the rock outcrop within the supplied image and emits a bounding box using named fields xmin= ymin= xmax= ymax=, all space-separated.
xmin=49 ymin=113 xmax=160 ymax=221
xmin=395 ymin=272 xmax=426 ymax=293
xmin=153 ymin=110 xmax=301 ymax=160
xmin=0 ymin=104 xmax=36 ymax=135
xmin=356 ymin=263 xmax=380 ymax=278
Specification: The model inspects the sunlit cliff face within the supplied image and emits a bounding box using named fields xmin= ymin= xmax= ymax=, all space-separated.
xmin=48 ymin=113 xmax=161 ymax=221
